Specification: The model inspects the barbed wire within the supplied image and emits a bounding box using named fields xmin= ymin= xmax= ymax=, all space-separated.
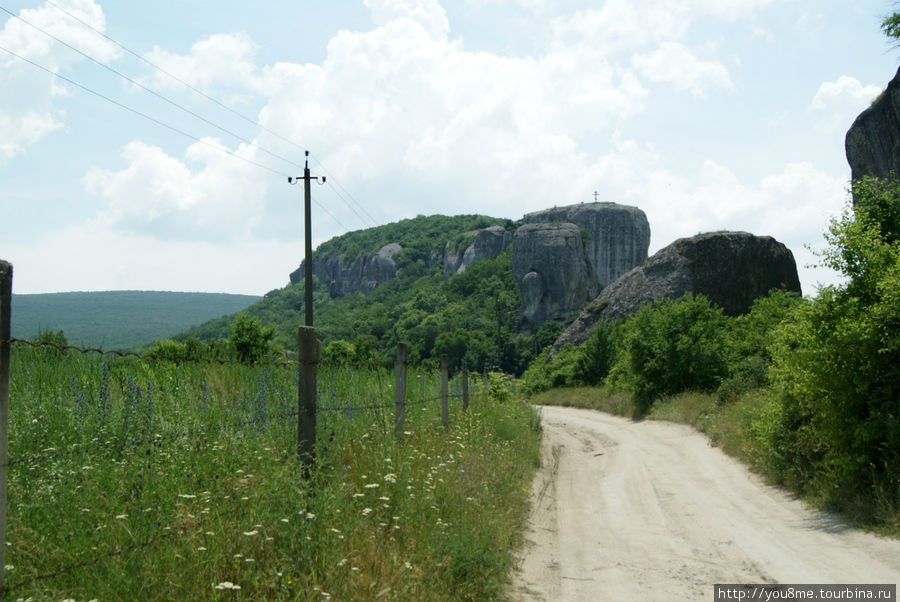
xmin=2 ymin=339 xmax=473 ymax=374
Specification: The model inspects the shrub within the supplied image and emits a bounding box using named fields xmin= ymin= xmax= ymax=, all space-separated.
xmin=615 ymin=294 xmax=729 ymax=414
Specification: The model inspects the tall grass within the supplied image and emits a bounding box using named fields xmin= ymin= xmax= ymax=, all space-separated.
xmin=5 ymin=346 xmax=541 ymax=600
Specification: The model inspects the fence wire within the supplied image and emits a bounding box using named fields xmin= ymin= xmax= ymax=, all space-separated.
xmin=1 ymin=335 xmax=488 ymax=594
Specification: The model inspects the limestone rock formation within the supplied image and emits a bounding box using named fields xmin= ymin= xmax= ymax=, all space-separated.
xmin=846 ymin=66 xmax=900 ymax=186
xmin=512 ymin=222 xmax=599 ymax=325
xmin=290 ymin=243 xmax=402 ymax=297
xmin=524 ymin=202 xmax=650 ymax=289
xmin=443 ymin=225 xmax=512 ymax=278
xmin=551 ymin=231 xmax=802 ymax=354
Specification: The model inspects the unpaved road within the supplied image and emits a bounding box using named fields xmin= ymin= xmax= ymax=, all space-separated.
xmin=511 ymin=406 xmax=900 ymax=601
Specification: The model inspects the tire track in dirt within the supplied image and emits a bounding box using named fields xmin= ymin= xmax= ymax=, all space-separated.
xmin=511 ymin=406 xmax=900 ymax=601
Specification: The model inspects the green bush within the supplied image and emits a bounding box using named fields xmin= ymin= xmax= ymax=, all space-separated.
xmin=757 ymin=176 xmax=900 ymax=517
xmin=614 ymin=294 xmax=729 ymax=414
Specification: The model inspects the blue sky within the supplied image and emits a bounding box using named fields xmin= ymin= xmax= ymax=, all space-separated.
xmin=1 ymin=0 xmax=897 ymax=296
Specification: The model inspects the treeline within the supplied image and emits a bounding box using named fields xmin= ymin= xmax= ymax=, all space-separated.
xmin=530 ymin=176 xmax=900 ymax=530
xmin=170 ymin=248 xmax=563 ymax=372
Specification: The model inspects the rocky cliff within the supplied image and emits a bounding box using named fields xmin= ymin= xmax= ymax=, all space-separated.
xmin=523 ymin=202 xmax=650 ymax=289
xmin=290 ymin=243 xmax=403 ymax=297
xmin=443 ymin=225 xmax=512 ymax=278
xmin=846 ymin=65 xmax=900 ymax=186
xmin=512 ymin=202 xmax=650 ymax=327
xmin=512 ymin=222 xmax=598 ymax=325
xmin=551 ymin=231 xmax=802 ymax=355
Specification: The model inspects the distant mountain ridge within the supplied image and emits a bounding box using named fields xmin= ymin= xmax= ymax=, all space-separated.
xmin=11 ymin=290 xmax=261 ymax=350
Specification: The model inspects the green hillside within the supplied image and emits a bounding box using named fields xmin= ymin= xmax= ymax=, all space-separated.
xmin=179 ymin=214 xmax=563 ymax=373
xmin=11 ymin=290 xmax=261 ymax=350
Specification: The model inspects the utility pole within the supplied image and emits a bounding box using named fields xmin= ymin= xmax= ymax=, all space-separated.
xmin=288 ymin=151 xmax=325 ymax=326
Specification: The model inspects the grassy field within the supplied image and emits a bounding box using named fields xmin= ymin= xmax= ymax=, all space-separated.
xmin=5 ymin=346 xmax=541 ymax=600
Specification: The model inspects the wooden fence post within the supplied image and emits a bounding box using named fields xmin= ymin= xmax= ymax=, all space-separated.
xmin=297 ymin=326 xmax=317 ymax=474
xmin=462 ymin=361 xmax=469 ymax=413
xmin=440 ymin=354 xmax=449 ymax=428
xmin=0 ymin=261 xmax=11 ymax=594
xmin=394 ymin=343 xmax=407 ymax=440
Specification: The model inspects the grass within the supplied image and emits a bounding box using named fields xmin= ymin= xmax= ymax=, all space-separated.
xmin=4 ymin=346 xmax=541 ymax=600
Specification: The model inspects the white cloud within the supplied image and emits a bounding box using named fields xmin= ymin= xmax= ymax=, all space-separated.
xmin=364 ymin=0 xmax=450 ymax=38
xmin=0 ymin=110 xmax=62 ymax=158
xmin=0 ymin=0 xmax=118 ymax=157
xmin=632 ymin=42 xmax=734 ymax=98
xmin=810 ymin=76 xmax=883 ymax=138
xmin=811 ymin=75 xmax=882 ymax=118
xmin=551 ymin=0 xmax=773 ymax=53
xmin=0 ymin=0 xmax=119 ymax=69
xmin=83 ymin=139 xmax=268 ymax=242
xmin=142 ymin=32 xmax=263 ymax=95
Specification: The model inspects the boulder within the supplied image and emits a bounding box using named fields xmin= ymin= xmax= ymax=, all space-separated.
xmin=846 ymin=66 xmax=900 ymax=187
xmin=523 ymin=202 xmax=650 ymax=289
xmin=550 ymin=231 xmax=801 ymax=355
xmin=512 ymin=222 xmax=598 ymax=325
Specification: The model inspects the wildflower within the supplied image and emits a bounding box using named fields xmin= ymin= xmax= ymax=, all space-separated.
xmin=352 ymin=493 xmax=364 ymax=498
xmin=364 ymin=483 xmax=379 ymax=489
xmin=197 ymin=547 xmax=207 ymax=551
xmin=178 ymin=494 xmax=196 ymax=499
xmin=404 ymin=561 xmax=413 ymax=570
xmin=245 ymin=558 xmax=255 ymax=563
xmin=115 ymin=514 xmax=127 ymax=520
xmin=243 ymin=530 xmax=258 ymax=536
xmin=280 ymin=518 xmax=289 ymax=523
xmin=305 ymin=512 xmax=316 ymax=520
xmin=214 ymin=581 xmax=241 ymax=590
xmin=362 ymin=508 xmax=372 ymax=516
xmin=383 ymin=473 xmax=397 ymax=483
xmin=337 ymin=558 xmax=347 ymax=567
xmin=378 ymin=496 xmax=390 ymax=502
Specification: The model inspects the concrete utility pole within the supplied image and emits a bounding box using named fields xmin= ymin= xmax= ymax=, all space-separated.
xmin=288 ymin=151 xmax=325 ymax=327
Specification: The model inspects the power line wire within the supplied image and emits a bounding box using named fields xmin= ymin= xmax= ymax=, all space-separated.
xmin=0 ymin=43 xmax=350 ymax=232
xmin=0 ymin=4 xmax=302 ymax=173
xmin=38 ymin=0 xmax=381 ymax=230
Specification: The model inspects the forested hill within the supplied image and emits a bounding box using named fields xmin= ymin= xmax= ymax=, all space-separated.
xmin=12 ymin=291 xmax=260 ymax=350
xmin=179 ymin=214 xmax=564 ymax=373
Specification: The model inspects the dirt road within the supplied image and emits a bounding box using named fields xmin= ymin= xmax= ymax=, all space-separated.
xmin=510 ymin=406 xmax=900 ymax=601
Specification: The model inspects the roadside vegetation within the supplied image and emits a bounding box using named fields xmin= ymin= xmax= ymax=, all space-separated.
xmin=524 ymin=176 xmax=900 ymax=536
xmin=7 ymin=345 xmax=540 ymax=599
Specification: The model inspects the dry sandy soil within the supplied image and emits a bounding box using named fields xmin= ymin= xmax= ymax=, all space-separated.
xmin=510 ymin=405 xmax=900 ymax=601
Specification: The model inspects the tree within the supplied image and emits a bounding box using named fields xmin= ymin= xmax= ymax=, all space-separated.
xmin=615 ymin=294 xmax=729 ymax=414
xmin=883 ymin=11 xmax=900 ymax=41
xmin=230 ymin=313 xmax=274 ymax=363
xmin=761 ymin=176 xmax=900 ymax=513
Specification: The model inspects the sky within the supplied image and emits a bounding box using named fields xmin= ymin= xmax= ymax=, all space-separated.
xmin=1 ymin=0 xmax=898 ymax=296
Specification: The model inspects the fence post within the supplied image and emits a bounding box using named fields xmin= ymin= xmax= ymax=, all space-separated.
xmin=394 ymin=343 xmax=407 ymax=440
xmin=462 ymin=361 xmax=469 ymax=413
xmin=0 ymin=261 xmax=10 ymax=594
xmin=297 ymin=326 xmax=317 ymax=474
xmin=440 ymin=354 xmax=449 ymax=428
